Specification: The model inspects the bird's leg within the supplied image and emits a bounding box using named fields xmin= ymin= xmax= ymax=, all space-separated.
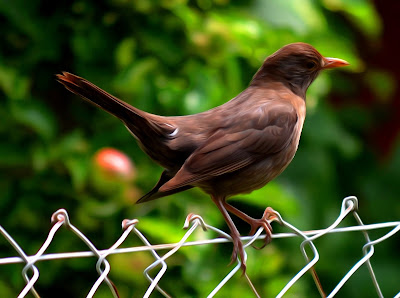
xmin=222 ymin=201 xmax=276 ymax=249
xmin=211 ymin=195 xmax=246 ymax=272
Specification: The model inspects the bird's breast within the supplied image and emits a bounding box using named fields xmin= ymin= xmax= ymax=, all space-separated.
xmin=197 ymin=98 xmax=306 ymax=198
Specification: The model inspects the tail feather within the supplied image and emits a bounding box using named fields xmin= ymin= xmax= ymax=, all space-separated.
xmin=57 ymin=72 xmax=143 ymax=123
xmin=57 ymin=72 xmax=171 ymax=139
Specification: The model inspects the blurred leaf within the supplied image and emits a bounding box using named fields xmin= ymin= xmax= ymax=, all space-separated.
xmin=80 ymin=200 xmax=120 ymax=217
xmin=71 ymin=26 xmax=114 ymax=65
xmin=32 ymin=143 xmax=49 ymax=171
xmin=323 ymin=0 xmax=382 ymax=38
xmin=0 ymin=66 xmax=30 ymax=99
xmin=0 ymin=280 xmax=14 ymax=297
xmin=138 ymin=217 xmax=186 ymax=243
xmin=304 ymin=105 xmax=362 ymax=159
xmin=115 ymin=38 xmax=137 ymax=69
xmin=252 ymin=0 xmax=326 ymax=35
xmin=54 ymin=130 xmax=88 ymax=157
xmin=235 ymin=181 xmax=300 ymax=217
xmin=11 ymin=99 xmax=57 ymax=140
xmin=114 ymin=57 xmax=158 ymax=95
xmin=139 ymin=28 xmax=184 ymax=65
xmin=64 ymin=156 xmax=90 ymax=191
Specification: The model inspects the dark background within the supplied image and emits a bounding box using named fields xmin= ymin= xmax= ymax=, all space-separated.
xmin=0 ymin=0 xmax=399 ymax=296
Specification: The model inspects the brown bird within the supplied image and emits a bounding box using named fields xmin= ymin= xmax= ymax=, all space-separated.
xmin=57 ymin=43 xmax=349 ymax=271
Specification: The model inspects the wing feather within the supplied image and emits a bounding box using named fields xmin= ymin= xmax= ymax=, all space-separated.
xmin=160 ymin=101 xmax=299 ymax=191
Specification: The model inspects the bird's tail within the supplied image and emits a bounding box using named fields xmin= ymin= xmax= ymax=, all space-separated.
xmin=57 ymin=72 xmax=144 ymax=122
xmin=57 ymin=72 xmax=168 ymax=139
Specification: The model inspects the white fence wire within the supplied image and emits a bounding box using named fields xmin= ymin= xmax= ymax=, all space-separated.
xmin=0 ymin=196 xmax=399 ymax=297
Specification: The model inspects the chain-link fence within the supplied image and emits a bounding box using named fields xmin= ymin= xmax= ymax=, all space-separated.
xmin=1 ymin=196 xmax=399 ymax=297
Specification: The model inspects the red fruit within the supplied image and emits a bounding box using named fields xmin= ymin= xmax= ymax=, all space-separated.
xmin=93 ymin=148 xmax=135 ymax=181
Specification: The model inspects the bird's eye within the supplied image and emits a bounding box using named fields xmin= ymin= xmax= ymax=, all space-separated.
xmin=306 ymin=61 xmax=317 ymax=69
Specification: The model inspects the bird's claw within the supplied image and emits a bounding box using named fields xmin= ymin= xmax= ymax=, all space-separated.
xmin=229 ymin=237 xmax=247 ymax=273
xmin=249 ymin=207 xmax=278 ymax=249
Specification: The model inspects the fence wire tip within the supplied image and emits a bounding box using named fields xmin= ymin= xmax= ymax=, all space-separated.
xmin=122 ymin=219 xmax=139 ymax=229
xmin=183 ymin=213 xmax=208 ymax=231
xmin=342 ymin=196 xmax=359 ymax=212
xmin=51 ymin=209 xmax=70 ymax=225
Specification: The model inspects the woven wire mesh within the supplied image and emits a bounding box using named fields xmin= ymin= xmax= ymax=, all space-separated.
xmin=1 ymin=196 xmax=399 ymax=298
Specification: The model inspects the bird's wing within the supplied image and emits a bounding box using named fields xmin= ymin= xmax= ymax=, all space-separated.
xmin=136 ymin=170 xmax=194 ymax=204
xmin=160 ymin=101 xmax=299 ymax=191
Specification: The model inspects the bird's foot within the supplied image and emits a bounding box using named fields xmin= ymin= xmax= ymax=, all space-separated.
xmin=248 ymin=207 xmax=278 ymax=249
xmin=229 ymin=235 xmax=247 ymax=272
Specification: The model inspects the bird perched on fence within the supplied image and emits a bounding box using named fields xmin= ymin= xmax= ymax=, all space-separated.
xmin=57 ymin=42 xmax=349 ymax=272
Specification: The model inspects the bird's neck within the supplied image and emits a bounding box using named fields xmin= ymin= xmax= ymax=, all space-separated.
xmin=249 ymin=77 xmax=307 ymax=100
xmin=251 ymin=66 xmax=309 ymax=99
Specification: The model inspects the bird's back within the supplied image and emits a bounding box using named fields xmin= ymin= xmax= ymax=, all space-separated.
xmin=155 ymin=83 xmax=306 ymax=198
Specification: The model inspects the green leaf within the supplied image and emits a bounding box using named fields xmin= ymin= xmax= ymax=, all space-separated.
xmin=115 ymin=38 xmax=137 ymax=69
xmin=11 ymin=99 xmax=57 ymax=140
xmin=323 ymin=0 xmax=382 ymax=38
xmin=64 ymin=156 xmax=90 ymax=191
xmin=0 ymin=66 xmax=30 ymax=100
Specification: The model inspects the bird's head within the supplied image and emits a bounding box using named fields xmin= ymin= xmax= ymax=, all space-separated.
xmin=251 ymin=42 xmax=349 ymax=98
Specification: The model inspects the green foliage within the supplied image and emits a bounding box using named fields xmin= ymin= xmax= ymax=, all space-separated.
xmin=0 ymin=0 xmax=398 ymax=297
